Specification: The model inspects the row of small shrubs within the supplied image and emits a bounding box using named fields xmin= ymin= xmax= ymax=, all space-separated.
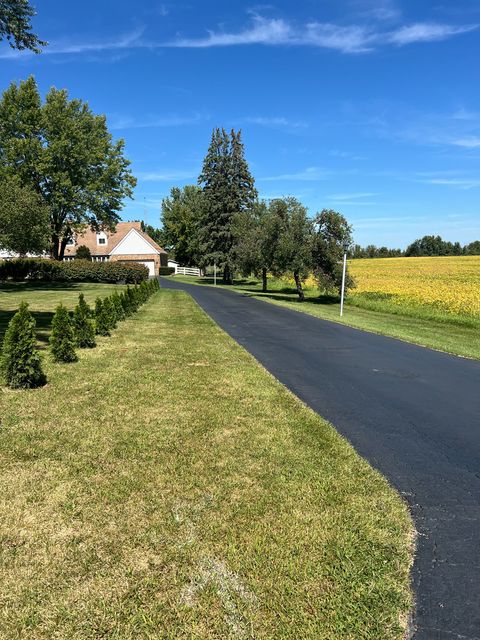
xmin=0 ymin=258 xmax=149 ymax=283
xmin=0 ymin=279 xmax=160 ymax=389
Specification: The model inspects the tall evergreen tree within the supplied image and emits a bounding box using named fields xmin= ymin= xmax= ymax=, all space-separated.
xmin=198 ymin=128 xmax=257 ymax=284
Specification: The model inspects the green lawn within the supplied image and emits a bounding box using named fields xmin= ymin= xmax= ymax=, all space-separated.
xmin=170 ymin=275 xmax=480 ymax=360
xmin=0 ymin=281 xmax=126 ymax=345
xmin=0 ymin=286 xmax=413 ymax=639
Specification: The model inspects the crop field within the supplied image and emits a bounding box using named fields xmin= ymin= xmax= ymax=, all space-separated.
xmin=348 ymin=256 xmax=480 ymax=325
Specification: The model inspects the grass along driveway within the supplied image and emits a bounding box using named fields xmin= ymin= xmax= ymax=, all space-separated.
xmin=169 ymin=275 xmax=480 ymax=360
xmin=0 ymin=288 xmax=413 ymax=639
xmin=0 ymin=281 xmax=127 ymax=345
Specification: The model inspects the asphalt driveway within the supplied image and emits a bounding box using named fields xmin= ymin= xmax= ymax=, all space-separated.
xmin=160 ymin=277 xmax=480 ymax=640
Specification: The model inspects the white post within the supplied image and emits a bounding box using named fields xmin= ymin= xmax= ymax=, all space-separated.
xmin=340 ymin=251 xmax=347 ymax=317
xmin=214 ymin=261 xmax=217 ymax=286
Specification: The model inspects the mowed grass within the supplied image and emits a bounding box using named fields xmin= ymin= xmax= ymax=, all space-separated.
xmin=171 ymin=274 xmax=480 ymax=360
xmin=0 ymin=281 xmax=127 ymax=345
xmin=0 ymin=288 xmax=413 ymax=639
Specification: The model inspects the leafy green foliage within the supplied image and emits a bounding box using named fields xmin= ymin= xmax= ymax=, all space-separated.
xmin=95 ymin=298 xmax=110 ymax=337
xmin=50 ymin=304 xmax=78 ymax=363
xmin=0 ymin=177 xmax=50 ymax=255
xmin=159 ymin=266 xmax=175 ymax=275
xmin=161 ymin=185 xmax=204 ymax=265
xmin=0 ymin=301 xmax=46 ymax=388
xmin=76 ymin=245 xmax=91 ymax=261
xmin=73 ymin=294 xmax=96 ymax=349
xmin=270 ymin=198 xmax=313 ymax=301
xmin=0 ymin=258 xmax=148 ymax=283
xmin=0 ymin=77 xmax=136 ymax=260
xmin=311 ymin=209 xmax=354 ymax=294
xmin=198 ymin=128 xmax=257 ymax=283
xmin=0 ymin=0 xmax=46 ymax=52
xmin=406 ymin=235 xmax=464 ymax=257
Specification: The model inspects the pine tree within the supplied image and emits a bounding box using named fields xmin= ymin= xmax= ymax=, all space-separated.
xmin=111 ymin=292 xmax=125 ymax=321
xmin=95 ymin=298 xmax=110 ymax=336
xmin=198 ymin=128 xmax=257 ymax=284
xmin=102 ymin=297 xmax=117 ymax=330
xmin=0 ymin=301 xmax=46 ymax=388
xmin=73 ymin=294 xmax=96 ymax=348
xmin=50 ymin=304 xmax=78 ymax=363
xmin=120 ymin=291 xmax=131 ymax=317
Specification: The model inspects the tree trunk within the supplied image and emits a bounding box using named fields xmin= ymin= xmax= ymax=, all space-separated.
xmin=293 ymin=271 xmax=305 ymax=302
xmin=51 ymin=233 xmax=60 ymax=260
xmin=262 ymin=267 xmax=267 ymax=292
xmin=58 ymin=237 xmax=69 ymax=261
xmin=223 ymin=264 xmax=233 ymax=285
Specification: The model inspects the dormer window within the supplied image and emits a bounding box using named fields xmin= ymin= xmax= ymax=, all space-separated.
xmin=66 ymin=236 xmax=75 ymax=246
xmin=97 ymin=231 xmax=108 ymax=247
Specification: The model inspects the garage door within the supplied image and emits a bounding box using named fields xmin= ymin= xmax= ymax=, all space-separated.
xmin=139 ymin=261 xmax=155 ymax=276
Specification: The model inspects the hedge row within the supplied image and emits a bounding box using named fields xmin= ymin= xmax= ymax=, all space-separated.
xmin=0 ymin=258 xmax=149 ymax=283
xmin=0 ymin=279 xmax=160 ymax=389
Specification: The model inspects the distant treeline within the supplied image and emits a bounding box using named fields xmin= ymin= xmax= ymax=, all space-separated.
xmin=351 ymin=236 xmax=480 ymax=259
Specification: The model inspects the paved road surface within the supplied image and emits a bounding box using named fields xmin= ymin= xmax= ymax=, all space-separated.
xmin=161 ymin=278 xmax=480 ymax=640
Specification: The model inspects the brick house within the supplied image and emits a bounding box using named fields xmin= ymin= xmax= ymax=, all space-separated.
xmin=63 ymin=222 xmax=167 ymax=276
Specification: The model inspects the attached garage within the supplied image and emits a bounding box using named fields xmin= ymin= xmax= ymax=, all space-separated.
xmin=139 ymin=260 xmax=155 ymax=277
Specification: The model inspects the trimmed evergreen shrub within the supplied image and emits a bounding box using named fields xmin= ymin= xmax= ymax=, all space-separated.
xmin=120 ymin=291 xmax=132 ymax=317
xmin=0 ymin=302 xmax=46 ymax=389
xmin=159 ymin=267 xmax=175 ymax=275
xmin=95 ymin=298 xmax=110 ymax=336
xmin=50 ymin=304 xmax=78 ymax=363
xmin=73 ymin=294 xmax=96 ymax=348
xmin=111 ymin=292 xmax=125 ymax=321
xmin=102 ymin=297 xmax=117 ymax=330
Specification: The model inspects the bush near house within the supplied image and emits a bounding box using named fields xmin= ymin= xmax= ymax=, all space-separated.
xmin=159 ymin=266 xmax=175 ymax=275
xmin=0 ymin=259 xmax=148 ymax=283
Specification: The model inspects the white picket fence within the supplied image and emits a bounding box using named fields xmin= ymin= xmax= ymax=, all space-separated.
xmin=175 ymin=266 xmax=201 ymax=277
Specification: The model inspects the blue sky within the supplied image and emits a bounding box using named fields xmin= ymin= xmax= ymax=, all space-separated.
xmin=1 ymin=0 xmax=479 ymax=247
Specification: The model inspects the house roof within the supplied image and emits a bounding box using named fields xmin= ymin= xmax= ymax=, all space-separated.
xmin=64 ymin=222 xmax=166 ymax=257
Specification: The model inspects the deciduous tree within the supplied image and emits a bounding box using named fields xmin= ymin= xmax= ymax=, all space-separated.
xmin=160 ymin=185 xmax=204 ymax=265
xmin=0 ymin=77 xmax=136 ymax=260
xmin=0 ymin=0 xmax=46 ymax=52
xmin=311 ymin=209 xmax=354 ymax=294
xmin=0 ymin=177 xmax=49 ymax=255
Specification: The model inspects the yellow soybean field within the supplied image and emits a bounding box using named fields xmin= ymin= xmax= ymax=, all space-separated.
xmin=348 ymin=256 xmax=480 ymax=320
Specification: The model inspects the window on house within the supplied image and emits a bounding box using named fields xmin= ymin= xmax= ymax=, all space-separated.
xmin=66 ymin=236 xmax=75 ymax=246
xmin=97 ymin=232 xmax=108 ymax=246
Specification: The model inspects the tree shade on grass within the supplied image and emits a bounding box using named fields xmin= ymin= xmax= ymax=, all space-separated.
xmin=73 ymin=294 xmax=96 ymax=349
xmin=49 ymin=304 xmax=78 ymax=363
xmin=0 ymin=301 xmax=46 ymax=388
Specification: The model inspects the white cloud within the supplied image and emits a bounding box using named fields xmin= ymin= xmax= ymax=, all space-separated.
xmin=2 ymin=14 xmax=476 ymax=61
xmin=260 ymin=166 xmax=332 ymax=181
xmin=244 ymin=116 xmax=308 ymax=129
xmin=166 ymin=14 xmax=478 ymax=54
xmin=388 ymin=22 xmax=478 ymax=45
xmin=451 ymin=137 xmax=480 ymax=149
xmin=137 ymin=170 xmax=198 ymax=182
xmin=327 ymin=192 xmax=378 ymax=201
xmin=421 ymin=178 xmax=480 ymax=189
xmin=110 ymin=113 xmax=206 ymax=130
